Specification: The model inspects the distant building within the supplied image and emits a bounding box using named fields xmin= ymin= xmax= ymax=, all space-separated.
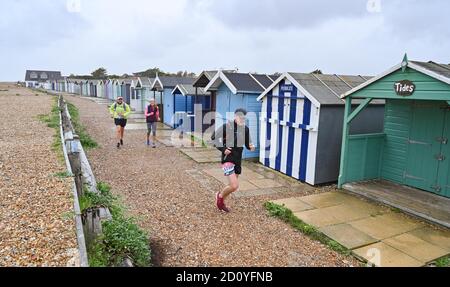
xmin=24 ymin=70 xmax=62 ymax=88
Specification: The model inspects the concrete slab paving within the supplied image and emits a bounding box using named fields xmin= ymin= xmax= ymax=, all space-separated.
xmin=409 ymin=226 xmax=450 ymax=252
xmin=124 ymin=123 xmax=147 ymax=130
xmin=248 ymin=179 xmax=283 ymax=189
xmin=271 ymin=198 xmax=315 ymax=213
xmin=203 ymin=168 xmax=223 ymax=177
xmin=344 ymin=199 xmax=390 ymax=217
xmin=319 ymin=224 xmax=378 ymax=250
xmin=349 ymin=213 xmax=424 ymax=240
xmin=343 ymin=180 xmax=450 ymax=228
xmin=237 ymin=180 xmax=258 ymax=191
xmin=156 ymin=138 xmax=174 ymax=147
xmin=383 ymin=233 xmax=449 ymax=263
xmin=295 ymin=203 xmax=377 ymax=228
xmin=234 ymin=189 xmax=278 ymax=198
xmin=179 ymin=147 xmax=221 ymax=163
xmin=294 ymin=208 xmax=345 ymax=228
xmin=299 ymin=191 xmax=355 ymax=209
xmin=353 ymin=242 xmax=424 ymax=267
xmin=274 ymin=190 xmax=449 ymax=266
xmin=239 ymin=170 xmax=266 ymax=180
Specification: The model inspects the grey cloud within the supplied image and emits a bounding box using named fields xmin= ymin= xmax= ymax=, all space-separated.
xmin=382 ymin=0 xmax=450 ymax=40
xmin=0 ymin=0 xmax=87 ymax=49
xmin=187 ymin=0 xmax=370 ymax=30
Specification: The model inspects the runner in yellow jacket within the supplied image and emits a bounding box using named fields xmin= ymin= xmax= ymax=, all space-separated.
xmin=109 ymin=97 xmax=131 ymax=149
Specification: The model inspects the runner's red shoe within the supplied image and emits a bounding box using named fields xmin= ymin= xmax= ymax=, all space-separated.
xmin=221 ymin=205 xmax=231 ymax=213
xmin=216 ymin=192 xmax=224 ymax=210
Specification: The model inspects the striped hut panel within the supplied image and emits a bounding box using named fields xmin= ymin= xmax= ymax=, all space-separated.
xmin=269 ymin=95 xmax=279 ymax=170
xmin=259 ymin=90 xmax=268 ymax=164
xmin=261 ymin=79 xmax=317 ymax=182
xmin=305 ymin=106 xmax=319 ymax=184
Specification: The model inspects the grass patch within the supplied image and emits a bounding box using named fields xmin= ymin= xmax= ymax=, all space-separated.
xmin=264 ymin=202 xmax=351 ymax=256
xmin=37 ymin=97 xmax=64 ymax=162
xmin=190 ymin=135 xmax=208 ymax=148
xmin=435 ymin=256 xmax=450 ymax=267
xmin=390 ymin=207 xmax=402 ymax=213
xmin=66 ymin=101 xmax=98 ymax=149
xmin=61 ymin=211 xmax=75 ymax=221
xmin=54 ymin=171 xmax=73 ymax=178
xmin=83 ymin=182 xmax=151 ymax=267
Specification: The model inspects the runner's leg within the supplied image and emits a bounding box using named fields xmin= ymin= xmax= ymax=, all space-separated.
xmin=116 ymin=125 xmax=121 ymax=142
xmin=147 ymin=123 xmax=151 ymax=145
xmin=120 ymin=126 xmax=125 ymax=140
xmin=222 ymin=173 xmax=239 ymax=200
xmin=152 ymin=123 xmax=157 ymax=147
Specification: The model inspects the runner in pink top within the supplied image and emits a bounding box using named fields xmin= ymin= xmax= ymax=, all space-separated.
xmin=145 ymin=99 xmax=160 ymax=148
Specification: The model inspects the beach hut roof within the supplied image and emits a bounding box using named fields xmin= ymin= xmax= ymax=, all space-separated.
xmin=204 ymin=71 xmax=275 ymax=94
xmin=121 ymin=78 xmax=136 ymax=85
xmin=137 ymin=77 xmax=154 ymax=87
xmin=258 ymin=72 xmax=372 ymax=106
xmin=193 ymin=70 xmax=218 ymax=88
xmin=342 ymin=57 xmax=450 ymax=99
xmin=171 ymin=84 xmax=209 ymax=96
xmin=151 ymin=76 xmax=196 ymax=90
xmin=250 ymin=73 xmax=276 ymax=89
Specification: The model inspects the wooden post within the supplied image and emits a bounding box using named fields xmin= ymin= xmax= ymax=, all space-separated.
xmin=338 ymin=97 xmax=352 ymax=188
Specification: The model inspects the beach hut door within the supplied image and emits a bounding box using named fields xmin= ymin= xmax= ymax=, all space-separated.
xmin=404 ymin=102 xmax=449 ymax=198
xmin=437 ymin=106 xmax=450 ymax=198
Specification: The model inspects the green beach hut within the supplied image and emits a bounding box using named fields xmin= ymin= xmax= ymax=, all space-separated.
xmin=338 ymin=55 xmax=450 ymax=227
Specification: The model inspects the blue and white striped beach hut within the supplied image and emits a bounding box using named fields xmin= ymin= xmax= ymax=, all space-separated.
xmin=257 ymin=72 xmax=385 ymax=185
xmin=204 ymin=71 xmax=276 ymax=159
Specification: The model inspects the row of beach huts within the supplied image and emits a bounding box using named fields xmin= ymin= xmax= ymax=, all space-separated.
xmin=25 ymin=56 xmax=450 ymax=217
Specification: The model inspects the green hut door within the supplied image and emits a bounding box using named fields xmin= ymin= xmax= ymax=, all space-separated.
xmin=405 ymin=101 xmax=450 ymax=198
xmin=437 ymin=107 xmax=450 ymax=198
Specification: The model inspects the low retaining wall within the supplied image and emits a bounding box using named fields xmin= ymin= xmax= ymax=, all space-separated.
xmin=58 ymin=96 xmax=89 ymax=267
xmin=58 ymin=95 xmax=112 ymax=267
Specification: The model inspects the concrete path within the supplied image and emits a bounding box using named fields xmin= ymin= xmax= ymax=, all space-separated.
xmin=271 ymin=192 xmax=450 ymax=267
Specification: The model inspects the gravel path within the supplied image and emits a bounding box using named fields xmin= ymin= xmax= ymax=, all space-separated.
xmin=66 ymin=94 xmax=359 ymax=267
xmin=0 ymin=85 xmax=77 ymax=267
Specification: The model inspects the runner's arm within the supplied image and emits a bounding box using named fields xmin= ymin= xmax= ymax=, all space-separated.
xmin=245 ymin=126 xmax=254 ymax=150
xmin=109 ymin=104 xmax=115 ymax=117
xmin=211 ymin=124 xmax=225 ymax=152
xmin=123 ymin=104 xmax=132 ymax=118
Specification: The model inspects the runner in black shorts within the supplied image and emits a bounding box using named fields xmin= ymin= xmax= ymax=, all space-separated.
xmin=211 ymin=108 xmax=255 ymax=213
xmin=109 ymin=97 xmax=131 ymax=149
xmin=114 ymin=118 xmax=127 ymax=128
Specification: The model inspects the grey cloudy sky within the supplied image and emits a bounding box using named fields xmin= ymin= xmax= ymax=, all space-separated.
xmin=1 ymin=0 xmax=449 ymax=81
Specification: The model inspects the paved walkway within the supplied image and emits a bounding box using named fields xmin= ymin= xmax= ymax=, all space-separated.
xmin=63 ymin=94 xmax=360 ymax=267
xmin=271 ymin=192 xmax=450 ymax=267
